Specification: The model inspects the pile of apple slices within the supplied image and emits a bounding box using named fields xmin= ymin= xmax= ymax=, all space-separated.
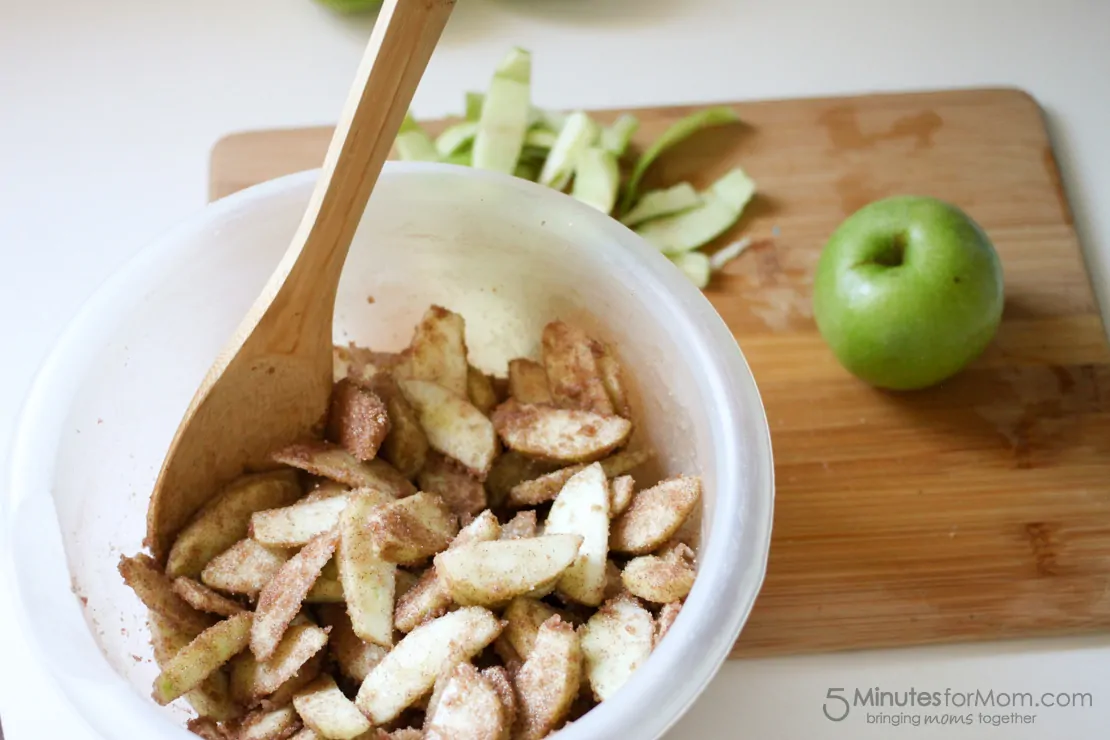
xmin=121 ymin=306 xmax=702 ymax=740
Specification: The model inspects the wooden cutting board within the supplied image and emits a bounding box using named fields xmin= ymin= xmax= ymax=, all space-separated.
xmin=209 ymin=88 xmax=1110 ymax=658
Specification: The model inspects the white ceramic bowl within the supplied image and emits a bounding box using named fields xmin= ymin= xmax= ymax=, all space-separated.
xmin=4 ymin=163 xmax=773 ymax=740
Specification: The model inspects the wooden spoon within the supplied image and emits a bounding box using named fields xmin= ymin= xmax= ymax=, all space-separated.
xmin=146 ymin=0 xmax=457 ymax=560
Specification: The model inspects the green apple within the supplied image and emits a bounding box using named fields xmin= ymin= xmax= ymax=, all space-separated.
xmin=813 ymin=196 xmax=1003 ymax=390
xmin=315 ymin=0 xmax=381 ymax=12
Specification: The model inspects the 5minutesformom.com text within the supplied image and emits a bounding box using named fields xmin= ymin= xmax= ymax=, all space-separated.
xmin=823 ymin=686 xmax=1093 ymax=727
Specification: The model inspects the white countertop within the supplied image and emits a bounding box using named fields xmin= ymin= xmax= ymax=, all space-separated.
xmin=2 ymin=0 xmax=1110 ymax=737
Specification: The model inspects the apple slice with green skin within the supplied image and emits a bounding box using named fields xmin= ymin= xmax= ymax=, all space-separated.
xmin=813 ymin=196 xmax=1003 ymax=390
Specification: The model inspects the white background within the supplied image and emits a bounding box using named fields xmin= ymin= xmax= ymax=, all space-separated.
xmin=2 ymin=0 xmax=1110 ymax=737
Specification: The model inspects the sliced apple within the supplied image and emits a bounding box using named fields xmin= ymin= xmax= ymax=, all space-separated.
xmin=152 ymin=612 xmax=253 ymax=705
xmin=406 ymin=305 xmax=470 ymax=398
xmin=147 ymin=612 xmax=241 ymax=721
xmin=541 ymin=320 xmax=614 ymax=415
xmin=259 ymin=650 xmax=324 ymax=711
xmin=654 ymin=601 xmax=682 ymax=647
xmin=513 ymin=616 xmax=582 ymax=740
xmin=610 ymin=476 xmax=701 ymax=555
xmin=304 ymin=565 xmax=344 ymax=603
xmin=231 ymin=623 xmax=329 ymax=703
xmin=484 ymin=451 xmax=559 ymax=508
xmin=424 ymin=663 xmax=507 ymax=740
xmin=337 ymin=490 xmax=397 ymax=647
xmin=434 ymin=534 xmax=582 ymax=606
xmin=400 ymin=379 xmax=498 ymax=477
xmin=417 ymin=452 xmax=487 ymax=519
xmin=201 ymin=539 xmax=291 ymax=599
xmin=370 ymin=372 xmax=429 ymax=479
xmin=234 ymin=705 xmax=301 ymax=740
xmin=502 ymin=597 xmax=557 ymax=660
xmin=621 ymin=543 xmax=696 ymax=603
xmin=451 ymin=509 xmax=502 ymax=548
xmin=499 ymin=510 xmax=537 ymax=540
xmin=118 ymin=553 xmax=215 ymax=636
xmin=250 ymin=495 xmax=352 ymax=548
xmin=326 ymin=378 xmax=391 ymax=462
xmin=166 ymin=471 xmax=301 ymax=579
xmin=395 ymin=512 xmax=502 ymax=632
xmin=355 ymin=607 xmax=503 ymax=724
xmin=591 ymin=340 xmax=631 ymax=418
xmin=186 ymin=718 xmax=229 ymax=740
xmin=316 ymin=603 xmax=387 ymax=683
xmin=172 ymin=577 xmax=245 ymax=617
xmin=544 ymin=463 xmax=610 ymax=606
xmin=481 ymin=666 xmax=516 ymax=740
xmin=507 ymin=447 xmax=651 ymax=508
xmin=600 ymin=448 xmax=653 ymax=478
xmin=467 ymin=366 xmax=499 ymax=415
xmin=392 ymin=567 xmax=451 ymax=634
xmin=293 ymin=675 xmax=372 ymax=740
xmin=580 ymin=595 xmax=654 ymax=701
xmin=507 ymin=358 xmax=552 ymax=405
xmin=609 ymin=475 xmax=634 ymax=517
xmin=366 ymin=492 xmax=459 ymax=565
xmin=251 ymin=531 xmax=337 ymax=661
xmin=491 ymin=400 xmax=631 ymax=463
xmin=506 ymin=466 xmax=579 ymax=508
xmin=301 ymin=480 xmax=350 ymax=504
xmin=272 ymin=442 xmax=415 ymax=498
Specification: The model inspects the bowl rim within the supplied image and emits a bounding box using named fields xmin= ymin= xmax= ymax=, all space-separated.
xmin=4 ymin=162 xmax=774 ymax=740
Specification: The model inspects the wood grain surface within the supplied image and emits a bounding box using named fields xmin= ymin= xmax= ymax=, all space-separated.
xmin=209 ymin=88 xmax=1110 ymax=657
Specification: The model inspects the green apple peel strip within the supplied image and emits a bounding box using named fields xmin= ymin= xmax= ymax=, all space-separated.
xmin=435 ymin=121 xmax=479 ymax=158
xmin=571 ymin=148 xmax=621 ymax=213
xmin=620 ymin=107 xmax=741 ymax=212
xmin=600 ymin=114 xmax=640 ymax=157
xmin=539 ymin=111 xmax=600 ymax=190
xmin=472 ymin=47 xmax=532 ymax=173
xmin=709 ymin=236 xmax=754 ymax=271
xmin=620 ymin=182 xmax=702 ymax=227
xmin=669 ymin=252 xmax=712 ymax=288
xmin=635 ymin=168 xmax=756 ymax=254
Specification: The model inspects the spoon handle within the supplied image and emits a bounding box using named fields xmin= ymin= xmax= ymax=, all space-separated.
xmin=260 ymin=0 xmax=456 ymax=340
